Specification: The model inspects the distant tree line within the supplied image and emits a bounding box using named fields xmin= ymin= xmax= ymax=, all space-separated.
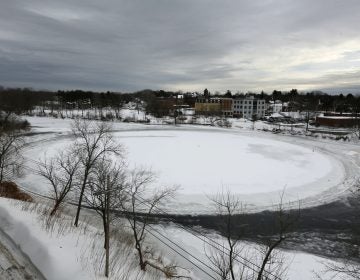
xmin=1 ymin=86 xmax=360 ymax=117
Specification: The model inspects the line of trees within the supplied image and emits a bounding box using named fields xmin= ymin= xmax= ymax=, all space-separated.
xmin=0 ymin=114 xmax=28 ymax=185
xmin=2 ymin=86 xmax=360 ymax=119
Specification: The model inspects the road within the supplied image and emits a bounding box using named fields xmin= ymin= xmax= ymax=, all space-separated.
xmin=0 ymin=228 xmax=46 ymax=280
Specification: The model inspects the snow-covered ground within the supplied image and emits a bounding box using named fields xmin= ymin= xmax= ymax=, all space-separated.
xmin=0 ymin=199 xmax=94 ymax=280
xmin=3 ymin=115 xmax=359 ymax=279
xmin=19 ymin=116 xmax=357 ymax=214
xmin=0 ymin=198 xmax=197 ymax=280
xmin=0 ymin=197 xmax=345 ymax=280
xmin=160 ymin=225 xmax=343 ymax=280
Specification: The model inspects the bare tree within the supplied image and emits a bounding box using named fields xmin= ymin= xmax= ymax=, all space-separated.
xmin=205 ymin=243 xmax=239 ymax=280
xmin=319 ymin=185 xmax=360 ymax=279
xmin=72 ymin=119 xmax=123 ymax=227
xmin=207 ymin=190 xmax=245 ymax=280
xmin=39 ymin=146 xmax=80 ymax=216
xmin=121 ymin=168 xmax=178 ymax=275
xmin=256 ymin=193 xmax=299 ymax=280
xmin=207 ymin=190 xmax=298 ymax=280
xmin=83 ymin=157 xmax=127 ymax=277
xmin=0 ymin=130 xmax=24 ymax=184
xmin=320 ymin=261 xmax=360 ymax=280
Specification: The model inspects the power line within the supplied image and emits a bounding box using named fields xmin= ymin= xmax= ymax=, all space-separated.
xmin=133 ymin=192 xmax=281 ymax=280
xmin=5 ymin=159 xmax=221 ymax=277
xmin=147 ymin=224 xmax=224 ymax=279
xmin=145 ymin=227 xmax=219 ymax=280
xmin=20 ymin=155 xmax=281 ymax=279
xmin=4 ymin=169 xmax=222 ymax=280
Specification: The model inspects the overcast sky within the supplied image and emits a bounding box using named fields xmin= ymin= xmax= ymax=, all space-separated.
xmin=1 ymin=0 xmax=360 ymax=93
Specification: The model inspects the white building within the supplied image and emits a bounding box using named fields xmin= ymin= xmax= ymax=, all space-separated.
xmin=232 ymin=96 xmax=266 ymax=119
xmin=269 ymin=100 xmax=283 ymax=113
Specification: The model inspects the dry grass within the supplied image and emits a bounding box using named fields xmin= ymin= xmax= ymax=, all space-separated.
xmin=4 ymin=189 xmax=189 ymax=279
xmin=0 ymin=181 xmax=33 ymax=202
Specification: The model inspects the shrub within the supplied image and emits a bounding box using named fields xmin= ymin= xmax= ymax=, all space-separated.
xmin=0 ymin=181 xmax=33 ymax=202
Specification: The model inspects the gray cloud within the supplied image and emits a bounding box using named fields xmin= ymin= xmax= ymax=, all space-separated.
xmin=0 ymin=0 xmax=360 ymax=93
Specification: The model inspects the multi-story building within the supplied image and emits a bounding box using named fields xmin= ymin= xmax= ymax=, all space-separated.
xmin=220 ymin=98 xmax=233 ymax=116
xmin=232 ymin=96 xmax=266 ymax=119
xmin=195 ymin=97 xmax=233 ymax=116
xmin=194 ymin=96 xmax=265 ymax=118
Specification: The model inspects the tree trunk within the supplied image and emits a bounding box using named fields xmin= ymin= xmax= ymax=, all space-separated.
xmin=105 ymin=217 xmax=109 ymax=277
xmin=104 ymin=175 xmax=110 ymax=277
xmin=74 ymin=180 xmax=87 ymax=226
xmin=306 ymin=111 xmax=309 ymax=132
xmin=74 ymin=190 xmax=84 ymax=226
xmin=257 ymin=239 xmax=282 ymax=280
xmin=0 ymin=168 xmax=3 ymax=184
xmin=135 ymin=242 xmax=146 ymax=270
xmin=227 ymin=214 xmax=236 ymax=280
xmin=229 ymin=245 xmax=235 ymax=280
xmin=50 ymin=200 xmax=61 ymax=216
xmin=102 ymin=213 xmax=107 ymax=249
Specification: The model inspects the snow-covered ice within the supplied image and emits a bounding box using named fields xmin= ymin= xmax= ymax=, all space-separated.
xmin=114 ymin=129 xmax=341 ymax=195
xmin=19 ymin=116 xmax=352 ymax=214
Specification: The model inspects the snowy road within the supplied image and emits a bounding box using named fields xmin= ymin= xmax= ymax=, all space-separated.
xmin=0 ymin=221 xmax=45 ymax=280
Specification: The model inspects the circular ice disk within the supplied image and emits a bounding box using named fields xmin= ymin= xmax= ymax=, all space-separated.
xmin=113 ymin=130 xmax=340 ymax=195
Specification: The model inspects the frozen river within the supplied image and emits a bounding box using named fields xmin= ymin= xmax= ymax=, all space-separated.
xmin=19 ymin=117 xmax=358 ymax=214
